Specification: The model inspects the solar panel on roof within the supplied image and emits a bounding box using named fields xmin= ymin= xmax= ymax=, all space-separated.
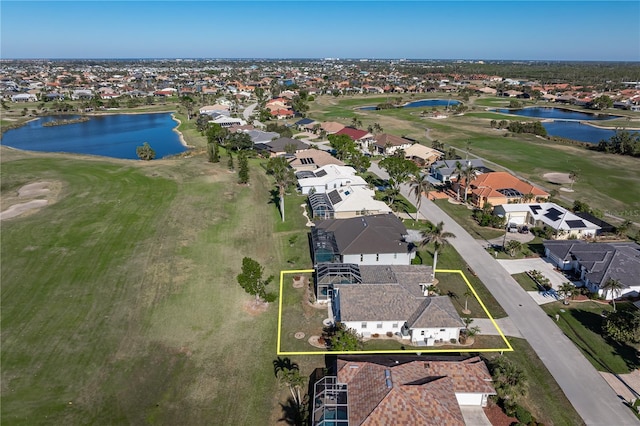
xmin=315 ymin=169 xmax=327 ymax=177
xmin=529 ymin=205 xmax=542 ymax=214
xmin=497 ymin=188 xmax=523 ymax=197
xmin=566 ymin=220 xmax=587 ymax=229
xmin=545 ymin=207 xmax=564 ymax=221
xmin=328 ymin=190 xmax=342 ymax=205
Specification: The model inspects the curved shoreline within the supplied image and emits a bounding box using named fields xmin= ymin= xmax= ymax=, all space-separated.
xmin=170 ymin=113 xmax=189 ymax=148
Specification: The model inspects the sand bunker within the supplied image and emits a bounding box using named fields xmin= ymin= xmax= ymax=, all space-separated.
xmin=1 ymin=181 xmax=58 ymax=221
xmin=0 ymin=200 xmax=49 ymax=220
xmin=543 ymin=172 xmax=573 ymax=184
xmin=18 ymin=182 xmax=51 ymax=198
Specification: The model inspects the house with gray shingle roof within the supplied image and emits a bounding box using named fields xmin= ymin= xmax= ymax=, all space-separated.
xmin=321 ymin=263 xmax=462 ymax=345
xmin=311 ymin=214 xmax=415 ymax=265
xmin=544 ymin=240 xmax=640 ymax=299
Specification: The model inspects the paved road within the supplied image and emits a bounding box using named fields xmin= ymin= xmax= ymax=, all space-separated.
xmin=369 ymin=162 xmax=639 ymax=425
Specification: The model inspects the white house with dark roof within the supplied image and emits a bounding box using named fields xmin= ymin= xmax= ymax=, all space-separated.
xmin=495 ymin=203 xmax=600 ymax=239
xmin=544 ymin=240 xmax=640 ymax=299
xmin=311 ymin=214 xmax=415 ymax=266
xmin=296 ymin=164 xmax=367 ymax=195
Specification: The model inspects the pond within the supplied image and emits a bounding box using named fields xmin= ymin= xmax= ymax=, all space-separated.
xmin=1 ymin=112 xmax=188 ymax=160
xmin=492 ymin=107 xmax=627 ymax=144
xmin=358 ymin=99 xmax=460 ymax=111
xmin=493 ymin=107 xmax=620 ymax=121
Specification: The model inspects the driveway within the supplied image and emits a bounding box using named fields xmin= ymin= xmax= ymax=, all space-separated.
xmin=496 ymin=258 xmax=571 ymax=289
xmin=460 ymin=406 xmax=492 ymax=426
xmin=368 ymin=161 xmax=639 ymax=425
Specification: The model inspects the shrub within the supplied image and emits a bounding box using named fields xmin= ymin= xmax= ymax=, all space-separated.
xmin=386 ymin=331 xmax=393 ymax=337
xmin=515 ymin=404 xmax=533 ymax=424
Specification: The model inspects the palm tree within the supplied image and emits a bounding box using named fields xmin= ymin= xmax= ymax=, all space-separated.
xmin=558 ymin=282 xmax=575 ymax=305
xmin=505 ymin=240 xmax=522 ymax=257
xmin=616 ymin=220 xmax=632 ymax=237
xmin=602 ymin=278 xmax=624 ymax=312
xmin=273 ymin=357 xmax=304 ymax=408
xmin=569 ymin=170 xmax=579 ymax=190
xmin=454 ymin=161 xmax=464 ymax=201
xmin=267 ymin=157 xmax=296 ymax=222
xmin=419 ymin=221 xmax=456 ymax=283
xmin=463 ymin=288 xmax=473 ymax=314
xmin=462 ymin=164 xmax=477 ymax=203
xmin=410 ymin=171 xmax=432 ymax=221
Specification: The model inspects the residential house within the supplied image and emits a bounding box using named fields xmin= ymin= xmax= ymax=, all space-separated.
xmin=199 ymin=104 xmax=230 ymax=115
xmin=308 ymin=186 xmax=392 ymax=220
xmin=288 ymin=149 xmax=345 ymax=172
xmin=208 ymin=113 xmax=247 ymax=128
xmin=335 ymin=127 xmax=375 ymax=152
xmin=231 ymin=128 xmax=280 ymax=144
xmin=429 ymin=159 xmax=490 ymax=184
xmin=11 ymin=93 xmax=37 ymax=102
xmin=320 ymin=121 xmax=346 ymax=135
xmin=544 ymin=240 xmax=640 ymax=299
xmin=457 ymin=171 xmax=550 ymax=208
xmin=494 ymin=203 xmax=600 ymax=239
xmin=404 ymin=144 xmax=442 ymax=167
xmin=256 ymin=137 xmax=309 ymax=157
xmin=294 ymin=117 xmax=317 ymax=131
xmin=296 ymin=164 xmax=367 ymax=195
xmin=312 ymin=355 xmax=496 ymax=425
xmin=370 ymin=133 xmax=413 ymax=156
xmin=311 ymin=214 xmax=415 ymax=266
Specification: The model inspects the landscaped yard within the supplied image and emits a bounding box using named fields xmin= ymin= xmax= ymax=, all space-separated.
xmin=433 ymin=198 xmax=506 ymax=241
xmin=542 ymin=301 xmax=640 ymax=374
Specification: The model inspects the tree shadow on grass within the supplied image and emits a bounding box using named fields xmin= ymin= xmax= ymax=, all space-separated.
xmin=278 ymin=396 xmax=307 ymax=426
xmin=568 ymin=309 xmax=640 ymax=372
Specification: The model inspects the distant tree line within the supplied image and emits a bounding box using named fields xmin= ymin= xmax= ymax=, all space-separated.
xmin=593 ymin=130 xmax=640 ymax=157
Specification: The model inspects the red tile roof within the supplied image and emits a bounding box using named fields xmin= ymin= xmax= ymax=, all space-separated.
xmin=336 ymin=127 xmax=369 ymax=141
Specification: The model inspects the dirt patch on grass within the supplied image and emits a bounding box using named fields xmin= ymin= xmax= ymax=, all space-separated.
xmin=242 ymin=300 xmax=270 ymax=316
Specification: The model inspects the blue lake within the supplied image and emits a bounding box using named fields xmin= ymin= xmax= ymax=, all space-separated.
xmin=492 ymin=107 xmax=627 ymax=144
xmin=1 ymin=113 xmax=188 ymax=160
xmin=541 ymin=121 xmax=633 ymax=144
xmin=358 ymin=99 xmax=460 ymax=110
xmin=493 ymin=107 xmax=619 ymax=121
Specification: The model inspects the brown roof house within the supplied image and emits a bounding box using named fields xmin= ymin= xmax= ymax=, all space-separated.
xmin=371 ymin=133 xmax=413 ymax=156
xmin=311 ymin=355 xmax=496 ymax=425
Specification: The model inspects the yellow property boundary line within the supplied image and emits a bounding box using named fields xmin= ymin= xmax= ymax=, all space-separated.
xmin=277 ymin=269 xmax=514 ymax=356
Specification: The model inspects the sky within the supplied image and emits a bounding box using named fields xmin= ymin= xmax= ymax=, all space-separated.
xmin=1 ymin=1 xmax=639 ymax=61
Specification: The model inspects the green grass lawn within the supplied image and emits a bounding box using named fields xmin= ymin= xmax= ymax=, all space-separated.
xmin=432 ymin=199 xmax=505 ymax=241
xmin=542 ymin=301 xmax=640 ymax=374
xmin=413 ymin=244 xmax=507 ymax=319
xmin=0 ymin=150 xmax=308 ymax=425
xmin=512 ymin=272 xmax=539 ymax=292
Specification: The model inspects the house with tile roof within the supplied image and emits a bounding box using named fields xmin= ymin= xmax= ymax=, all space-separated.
xmin=311 ymin=355 xmax=496 ymax=425
xmin=288 ymin=149 xmax=345 ymax=172
xmin=335 ymin=127 xmax=375 ymax=151
xmin=296 ymin=164 xmax=367 ymax=195
xmin=459 ymin=171 xmax=550 ymax=208
xmin=311 ymin=214 xmax=415 ymax=266
xmin=495 ymin=202 xmax=600 ymax=239
xmin=370 ymin=133 xmax=413 ymax=156
xmin=403 ymin=143 xmax=442 ymax=167
xmin=544 ymin=240 xmax=640 ymax=299
xmin=320 ymin=121 xmax=346 ymax=135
